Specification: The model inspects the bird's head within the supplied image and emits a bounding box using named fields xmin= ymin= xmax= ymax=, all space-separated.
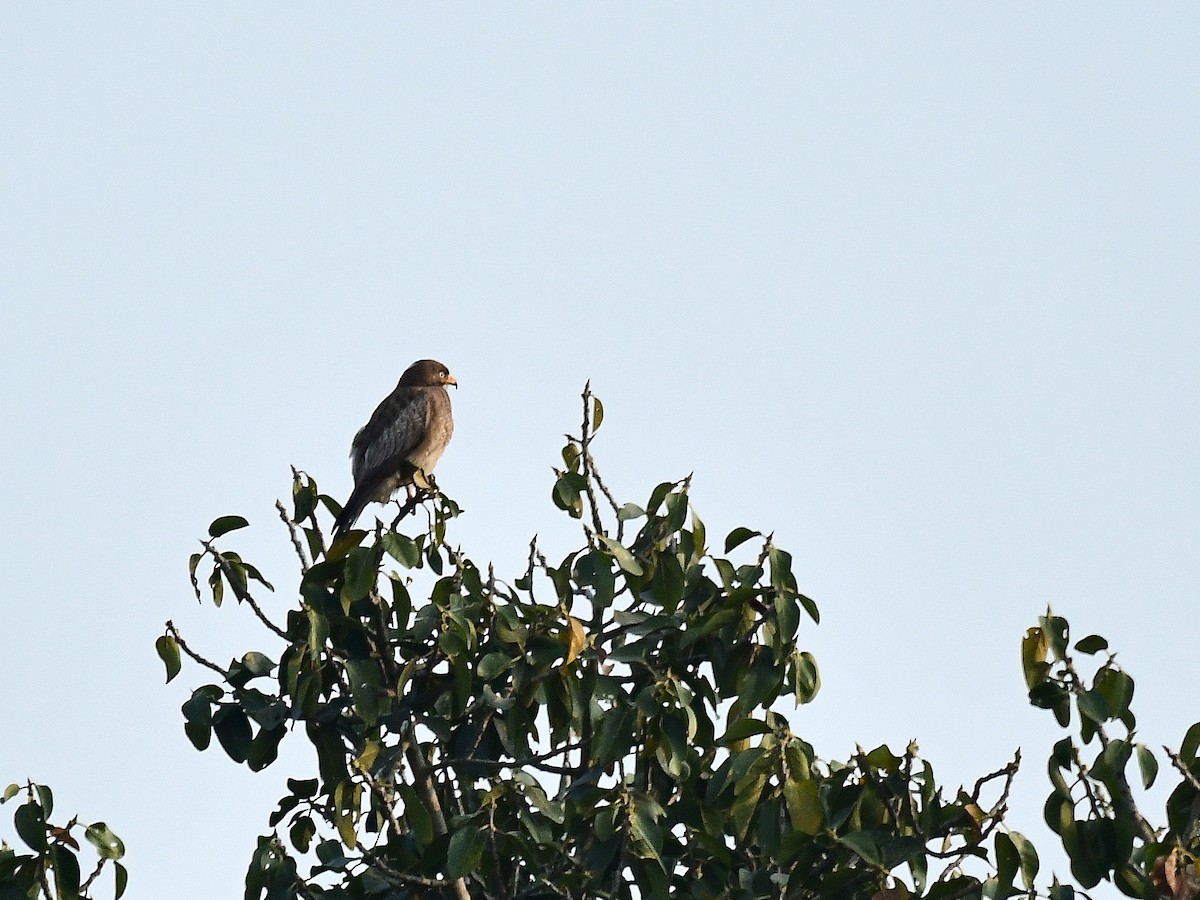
xmin=401 ymin=358 xmax=457 ymax=389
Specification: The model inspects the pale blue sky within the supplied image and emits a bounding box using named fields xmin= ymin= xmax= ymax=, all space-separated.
xmin=2 ymin=6 xmax=1198 ymax=896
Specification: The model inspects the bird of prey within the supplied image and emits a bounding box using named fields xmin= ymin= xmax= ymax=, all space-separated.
xmin=332 ymin=359 xmax=456 ymax=539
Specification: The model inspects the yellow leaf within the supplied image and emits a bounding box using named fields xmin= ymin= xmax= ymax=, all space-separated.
xmin=565 ymin=616 xmax=586 ymax=665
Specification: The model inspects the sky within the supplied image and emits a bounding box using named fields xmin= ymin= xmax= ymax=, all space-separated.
xmin=2 ymin=5 xmax=1198 ymax=897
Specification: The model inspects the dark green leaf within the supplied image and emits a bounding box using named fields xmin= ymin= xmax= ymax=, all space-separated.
xmin=240 ymin=651 xmax=275 ymax=678
xmin=1074 ymin=634 xmax=1108 ymax=655
xmin=381 ymin=532 xmax=421 ymax=569
xmin=478 ymin=652 xmax=515 ymax=681
xmin=446 ymin=825 xmax=487 ymax=879
xmin=724 ymin=527 xmax=761 ymax=554
xmin=208 ymin=515 xmax=249 ymax=538
xmin=49 ymin=844 xmax=80 ymax=900
xmin=213 ymin=706 xmax=253 ymax=764
xmin=1136 ymin=743 xmax=1158 ymax=790
xmin=720 ymin=718 xmax=773 ymax=745
xmin=1077 ymin=689 xmax=1108 ymax=724
xmin=1181 ymin=721 xmax=1200 ymax=763
xmin=14 ymin=801 xmax=46 ymax=851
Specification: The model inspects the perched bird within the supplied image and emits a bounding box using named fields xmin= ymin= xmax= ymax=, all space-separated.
xmin=332 ymin=359 xmax=456 ymax=538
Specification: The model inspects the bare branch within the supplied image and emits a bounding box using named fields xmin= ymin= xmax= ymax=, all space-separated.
xmin=579 ymin=383 xmax=606 ymax=541
xmin=165 ymin=621 xmax=229 ymax=679
xmin=275 ymin=498 xmax=310 ymax=575
xmin=1166 ymin=745 xmax=1200 ymax=793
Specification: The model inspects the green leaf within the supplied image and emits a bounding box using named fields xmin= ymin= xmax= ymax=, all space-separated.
xmin=84 ymin=823 xmax=125 ymax=860
xmin=1077 ymin=689 xmax=1108 ymax=724
xmin=1 ymin=783 xmax=18 ymax=803
xmin=14 ymin=801 xmax=46 ymax=851
xmin=995 ymin=831 xmax=1018 ymax=891
xmin=1136 ymin=743 xmax=1158 ymax=789
xmin=617 ymin=503 xmax=645 ymax=522
xmin=724 ymin=527 xmax=761 ymax=554
xmin=1181 ymin=721 xmax=1200 ymax=763
xmin=552 ymin=472 xmax=587 ymax=519
xmin=381 ymin=531 xmax=421 ymax=569
xmin=397 ymin=785 xmax=433 ymax=847
xmin=477 ymin=652 xmax=515 ymax=681
xmin=213 ymin=706 xmax=253 ymax=763
xmin=1074 ymin=634 xmax=1109 ymax=655
xmin=446 ymin=825 xmax=486 ymax=879
xmin=114 ymin=861 xmax=128 ymax=899
xmin=793 ymin=650 xmax=820 ymax=704
xmin=783 ymin=778 xmax=822 ymax=835
xmin=591 ymin=395 xmax=604 ymax=431
xmin=208 ymin=515 xmax=249 ymax=538
xmin=720 ymin=718 xmax=773 ymax=745
xmin=32 ymin=784 xmax=52 ymax=819
xmin=240 ymin=652 xmax=275 ymax=678
xmin=155 ymin=635 xmax=181 ymax=683
xmin=1008 ymin=830 xmax=1040 ymax=890
xmin=597 ymin=534 xmax=644 ymax=576
xmin=49 ymin=844 xmax=80 ymax=900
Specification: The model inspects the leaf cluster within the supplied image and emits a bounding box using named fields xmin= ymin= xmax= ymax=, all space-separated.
xmin=0 ymin=782 xmax=126 ymax=900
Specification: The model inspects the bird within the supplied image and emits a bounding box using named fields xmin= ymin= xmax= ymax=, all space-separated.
xmin=332 ymin=359 xmax=456 ymax=539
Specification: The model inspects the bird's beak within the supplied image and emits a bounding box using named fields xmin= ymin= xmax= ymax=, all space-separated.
xmin=445 ymin=374 xmax=458 ymax=388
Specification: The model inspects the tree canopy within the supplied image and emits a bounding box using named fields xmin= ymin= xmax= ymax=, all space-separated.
xmin=5 ymin=388 xmax=1200 ymax=900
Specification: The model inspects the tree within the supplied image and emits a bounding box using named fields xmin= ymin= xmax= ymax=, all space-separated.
xmin=8 ymin=388 xmax=1200 ymax=899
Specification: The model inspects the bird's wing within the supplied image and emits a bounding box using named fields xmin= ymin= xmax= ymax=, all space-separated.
xmin=352 ymin=389 xmax=430 ymax=482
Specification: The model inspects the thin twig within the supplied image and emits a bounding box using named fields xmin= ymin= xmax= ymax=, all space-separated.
xmin=276 ymin=499 xmax=310 ymax=575
xmin=79 ymin=856 xmax=106 ymax=893
xmin=360 ymin=849 xmax=455 ymax=889
xmin=1059 ymin=655 xmax=1156 ymax=843
xmin=435 ymin=742 xmax=586 ymax=776
xmin=202 ymin=542 xmax=289 ymax=640
xmin=1166 ymin=746 xmax=1200 ymax=792
xmin=579 ymin=383 xmax=606 ymax=541
xmin=971 ymin=750 xmax=1020 ymax=840
xmin=165 ymin=621 xmax=229 ymax=679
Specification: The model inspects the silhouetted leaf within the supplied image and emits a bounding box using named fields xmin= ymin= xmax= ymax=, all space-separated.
xmin=208 ymin=515 xmax=249 ymax=538
xmin=724 ymin=527 xmax=760 ymax=554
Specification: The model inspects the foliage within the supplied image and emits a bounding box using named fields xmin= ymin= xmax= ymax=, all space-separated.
xmin=1022 ymin=614 xmax=1200 ymax=900
xmin=10 ymin=388 xmax=1197 ymax=899
xmin=155 ymin=387 xmax=1026 ymax=900
xmin=0 ymin=782 xmax=126 ymax=900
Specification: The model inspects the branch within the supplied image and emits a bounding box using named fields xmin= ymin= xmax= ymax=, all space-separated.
xmin=578 ymin=383 xmax=606 ymax=541
xmin=275 ymin=498 xmax=310 ymax=575
xmin=203 ymin=541 xmax=289 ymax=640
xmin=401 ymin=723 xmax=470 ymax=900
xmin=165 ymin=621 xmax=229 ymax=679
xmin=360 ymin=849 xmax=456 ymax=889
xmin=435 ymin=742 xmax=586 ymax=776
xmin=1166 ymin=745 xmax=1200 ymax=792
xmin=1059 ymin=654 xmax=1156 ymax=843
xmin=79 ymin=855 xmax=106 ymax=894
xmin=970 ymin=750 xmax=1020 ymax=840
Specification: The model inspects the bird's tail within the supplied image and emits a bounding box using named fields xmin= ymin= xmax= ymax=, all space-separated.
xmin=332 ymin=486 xmax=370 ymax=541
